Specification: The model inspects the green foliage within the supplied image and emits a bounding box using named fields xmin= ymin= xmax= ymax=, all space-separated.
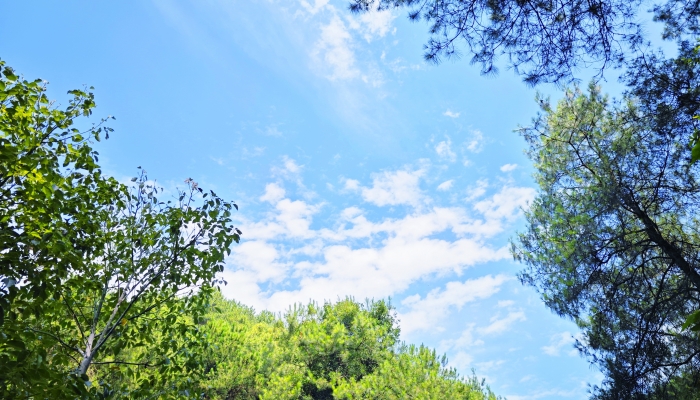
xmin=332 ymin=345 xmax=498 ymax=400
xmin=200 ymin=295 xmax=500 ymax=400
xmin=0 ymin=60 xmax=240 ymax=398
xmin=348 ymin=0 xmax=700 ymax=85
xmin=0 ymin=58 xmax=121 ymax=398
xmin=513 ymin=84 xmax=700 ymax=398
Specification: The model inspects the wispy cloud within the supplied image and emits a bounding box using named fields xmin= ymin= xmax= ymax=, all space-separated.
xmin=465 ymin=179 xmax=489 ymax=201
xmin=542 ymin=332 xmax=578 ymax=356
xmin=506 ymin=387 xmax=582 ymax=400
xmin=306 ymin=2 xmax=396 ymax=83
xmin=435 ymin=137 xmax=457 ymax=162
xmin=444 ymin=109 xmax=460 ymax=118
xmin=312 ymin=15 xmax=359 ymax=80
xmin=263 ymin=124 xmax=283 ymax=137
xmin=400 ymin=275 xmax=511 ymax=334
xmin=299 ymin=0 xmax=329 ymax=15
xmin=479 ymin=311 xmax=527 ymax=335
xmin=348 ymin=8 xmax=396 ymax=42
xmin=437 ymin=180 xmax=454 ymax=191
xmin=466 ymin=129 xmax=485 ymax=153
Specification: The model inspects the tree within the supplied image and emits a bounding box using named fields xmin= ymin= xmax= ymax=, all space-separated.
xmin=202 ymin=296 xmax=401 ymax=399
xmin=348 ymin=0 xmax=699 ymax=85
xmin=332 ymin=345 xmax=499 ymax=400
xmin=512 ymin=84 xmax=700 ymax=398
xmin=0 ymin=59 xmax=122 ymax=397
xmin=0 ymin=60 xmax=241 ymax=398
xmin=198 ymin=294 xmax=501 ymax=400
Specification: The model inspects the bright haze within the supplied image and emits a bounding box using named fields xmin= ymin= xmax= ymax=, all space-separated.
xmin=1 ymin=1 xmax=604 ymax=398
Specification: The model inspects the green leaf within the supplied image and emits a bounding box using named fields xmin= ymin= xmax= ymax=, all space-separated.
xmin=2 ymin=68 xmax=17 ymax=81
xmin=691 ymin=132 xmax=700 ymax=164
xmin=681 ymin=309 xmax=700 ymax=332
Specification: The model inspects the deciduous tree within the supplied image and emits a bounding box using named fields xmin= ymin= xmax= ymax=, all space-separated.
xmin=0 ymin=60 xmax=241 ymax=398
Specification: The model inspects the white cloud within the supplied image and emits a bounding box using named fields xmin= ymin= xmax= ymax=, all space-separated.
xmin=223 ymin=205 xmax=510 ymax=311
xmin=264 ymin=125 xmax=283 ymax=136
xmin=343 ymin=178 xmax=360 ymax=190
xmin=353 ymin=9 xmax=396 ymax=42
xmin=437 ymin=180 xmax=454 ymax=191
xmin=500 ymin=163 xmax=518 ymax=172
xmin=542 ymin=332 xmax=578 ymax=356
xmin=465 ymin=179 xmax=488 ymax=201
xmin=466 ymin=129 xmax=484 ymax=153
xmin=312 ymin=15 xmax=359 ymax=80
xmin=308 ymin=3 xmax=395 ymax=82
xmin=473 ymin=186 xmax=536 ymax=225
xmin=361 ymin=168 xmax=425 ymax=207
xmin=497 ymin=300 xmax=515 ymax=308
xmin=229 ymin=241 xmax=287 ymax=283
xmin=443 ymin=109 xmax=460 ymax=118
xmin=505 ymin=388 xmax=582 ymax=400
xmin=242 ymin=146 xmax=266 ymax=158
xmin=283 ymin=157 xmax=302 ymax=173
xmin=271 ymin=156 xmax=304 ymax=180
xmin=449 ymin=351 xmax=475 ymax=371
xmin=441 ymin=325 xmax=484 ymax=351
xmin=400 ymin=275 xmax=511 ymax=334
xmin=245 ymin=195 xmax=319 ymax=241
xmin=475 ymin=360 xmax=505 ymax=372
xmin=479 ymin=310 xmax=526 ymax=335
xmin=300 ymin=0 xmax=329 ymax=15
xmin=435 ymin=138 xmax=457 ymax=162
xmin=260 ymin=183 xmax=286 ymax=204
xmin=301 ymin=0 xmax=395 ymax=88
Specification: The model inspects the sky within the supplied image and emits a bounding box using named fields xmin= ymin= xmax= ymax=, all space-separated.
xmin=2 ymin=0 xmax=668 ymax=398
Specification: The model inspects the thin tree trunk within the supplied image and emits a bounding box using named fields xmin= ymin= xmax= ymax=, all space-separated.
xmin=625 ymin=194 xmax=700 ymax=291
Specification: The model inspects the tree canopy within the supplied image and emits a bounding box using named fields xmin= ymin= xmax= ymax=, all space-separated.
xmin=512 ymin=84 xmax=700 ymax=398
xmin=197 ymin=295 xmax=501 ymax=400
xmin=348 ymin=0 xmax=699 ymax=84
xmin=0 ymin=60 xmax=241 ymax=398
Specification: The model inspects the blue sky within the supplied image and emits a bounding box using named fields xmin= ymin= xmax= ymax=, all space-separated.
xmin=1 ymin=1 xmax=663 ymax=398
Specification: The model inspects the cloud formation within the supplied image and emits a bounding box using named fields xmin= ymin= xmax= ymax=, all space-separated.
xmin=500 ymin=163 xmax=518 ymax=172
xmin=466 ymin=130 xmax=485 ymax=153
xmin=360 ymin=168 xmax=426 ymax=207
xmin=306 ymin=2 xmax=396 ymax=83
xmin=437 ymin=180 xmax=454 ymax=191
xmin=400 ymin=275 xmax=511 ymax=334
xmin=312 ymin=15 xmax=359 ymax=80
xmin=221 ymin=158 xmax=535 ymax=316
xmin=479 ymin=310 xmax=527 ymax=335
xmin=435 ymin=138 xmax=457 ymax=162
xmin=349 ymin=8 xmax=396 ymax=42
